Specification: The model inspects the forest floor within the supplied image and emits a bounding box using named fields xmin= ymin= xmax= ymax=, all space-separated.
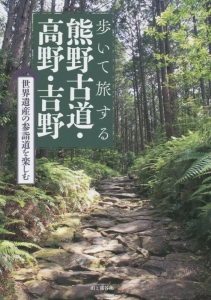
xmin=12 ymin=176 xmax=211 ymax=300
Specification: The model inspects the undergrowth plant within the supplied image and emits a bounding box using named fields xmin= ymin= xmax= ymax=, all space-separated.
xmin=64 ymin=156 xmax=120 ymax=184
xmin=36 ymin=158 xmax=100 ymax=210
xmin=0 ymin=158 xmax=101 ymax=296
xmin=130 ymin=130 xmax=211 ymax=244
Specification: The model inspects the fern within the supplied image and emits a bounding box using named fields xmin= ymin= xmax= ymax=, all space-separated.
xmin=175 ymin=151 xmax=206 ymax=163
xmin=0 ymin=197 xmax=6 ymax=206
xmin=0 ymin=227 xmax=15 ymax=235
xmin=176 ymin=152 xmax=211 ymax=184
xmin=0 ymin=240 xmax=40 ymax=271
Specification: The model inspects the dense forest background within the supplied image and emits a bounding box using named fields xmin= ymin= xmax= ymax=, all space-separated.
xmin=1 ymin=0 xmax=211 ymax=297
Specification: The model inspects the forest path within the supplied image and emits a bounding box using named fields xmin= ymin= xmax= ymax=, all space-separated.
xmin=13 ymin=176 xmax=211 ymax=300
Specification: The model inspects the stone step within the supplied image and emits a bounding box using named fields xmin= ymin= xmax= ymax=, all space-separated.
xmin=13 ymin=176 xmax=211 ymax=300
xmin=100 ymin=192 xmax=138 ymax=199
xmin=98 ymin=186 xmax=138 ymax=193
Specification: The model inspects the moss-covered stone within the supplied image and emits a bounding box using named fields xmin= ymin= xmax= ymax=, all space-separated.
xmin=34 ymin=249 xmax=69 ymax=267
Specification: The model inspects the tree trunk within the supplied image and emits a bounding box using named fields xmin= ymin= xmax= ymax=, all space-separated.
xmin=51 ymin=0 xmax=56 ymax=12
xmin=1 ymin=0 xmax=16 ymax=64
xmin=207 ymin=1 xmax=211 ymax=100
xmin=63 ymin=0 xmax=69 ymax=11
xmin=70 ymin=0 xmax=76 ymax=11
xmin=156 ymin=0 xmax=173 ymax=138
xmin=166 ymin=28 xmax=177 ymax=127
xmin=193 ymin=15 xmax=207 ymax=105
xmin=23 ymin=0 xmax=36 ymax=66
xmin=136 ymin=22 xmax=152 ymax=143
xmin=39 ymin=149 xmax=49 ymax=158
xmin=0 ymin=0 xmax=30 ymax=167
xmin=40 ymin=0 xmax=45 ymax=12
xmin=152 ymin=5 xmax=164 ymax=127
xmin=134 ymin=93 xmax=139 ymax=155
xmin=132 ymin=56 xmax=144 ymax=151
xmin=80 ymin=0 xmax=86 ymax=11
xmin=151 ymin=82 xmax=157 ymax=130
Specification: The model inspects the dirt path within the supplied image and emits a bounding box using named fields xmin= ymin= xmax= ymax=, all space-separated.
xmin=13 ymin=176 xmax=211 ymax=300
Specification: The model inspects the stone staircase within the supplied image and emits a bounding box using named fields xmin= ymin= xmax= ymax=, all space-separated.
xmin=13 ymin=176 xmax=211 ymax=300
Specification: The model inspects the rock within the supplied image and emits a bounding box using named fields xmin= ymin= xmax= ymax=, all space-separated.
xmin=12 ymin=267 xmax=37 ymax=281
xmin=64 ymin=253 xmax=100 ymax=270
xmin=59 ymin=241 xmax=91 ymax=253
xmin=101 ymin=197 xmax=120 ymax=203
xmin=120 ymin=198 xmax=141 ymax=202
xmin=133 ymin=215 xmax=155 ymax=220
xmin=24 ymin=280 xmax=49 ymax=296
xmin=142 ymin=236 xmax=167 ymax=255
xmin=108 ymin=251 xmax=144 ymax=267
xmin=46 ymin=284 xmax=103 ymax=299
xmin=137 ymin=228 xmax=168 ymax=237
xmin=116 ymin=217 xmax=135 ymax=223
xmin=43 ymin=233 xmax=60 ymax=247
xmin=149 ymin=256 xmax=165 ymax=261
xmin=165 ymin=252 xmax=201 ymax=262
xmin=113 ymin=203 xmax=129 ymax=208
xmin=37 ymin=262 xmax=63 ymax=281
xmin=92 ymin=237 xmax=110 ymax=245
xmin=118 ymin=278 xmax=211 ymax=300
xmin=34 ymin=249 xmax=69 ymax=267
xmin=101 ymin=192 xmax=137 ymax=198
xmin=53 ymin=216 xmax=81 ymax=228
xmin=94 ymin=251 xmax=115 ymax=260
xmin=52 ymin=227 xmax=75 ymax=242
xmin=136 ymin=247 xmax=149 ymax=258
xmin=82 ymin=229 xmax=102 ymax=239
xmin=165 ymin=232 xmax=181 ymax=241
xmin=99 ymin=267 xmax=156 ymax=283
xmin=107 ymin=209 xmax=123 ymax=218
xmin=168 ymin=240 xmax=198 ymax=252
xmin=14 ymin=283 xmax=29 ymax=300
xmin=142 ymin=256 xmax=210 ymax=281
xmin=91 ymin=212 xmax=113 ymax=218
xmin=159 ymin=217 xmax=172 ymax=224
xmin=98 ymin=185 xmax=124 ymax=191
xmin=104 ymin=220 xmax=151 ymax=234
xmin=99 ymin=201 xmax=115 ymax=207
xmin=55 ymin=270 xmax=101 ymax=285
xmin=94 ymin=219 xmax=115 ymax=228
xmin=123 ymin=210 xmax=157 ymax=217
xmin=81 ymin=223 xmax=97 ymax=229
xmin=94 ymin=294 xmax=122 ymax=300
xmin=116 ymin=234 xmax=142 ymax=250
xmin=84 ymin=243 xmax=125 ymax=255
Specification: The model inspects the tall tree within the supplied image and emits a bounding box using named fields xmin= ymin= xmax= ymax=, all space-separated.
xmin=0 ymin=0 xmax=31 ymax=166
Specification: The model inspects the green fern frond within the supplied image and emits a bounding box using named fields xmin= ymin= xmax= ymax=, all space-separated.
xmin=5 ymin=220 xmax=25 ymax=226
xmin=0 ymin=197 xmax=6 ymax=206
xmin=198 ymin=203 xmax=211 ymax=211
xmin=190 ymin=183 xmax=211 ymax=197
xmin=175 ymin=151 xmax=205 ymax=163
xmin=176 ymin=152 xmax=211 ymax=184
xmin=202 ymin=176 xmax=211 ymax=184
xmin=13 ymin=241 xmax=41 ymax=249
xmin=0 ymin=227 xmax=15 ymax=235
xmin=8 ymin=196 xmax=25 ymax=208
xmin=0 ymin=240 xmax=38 ymax=271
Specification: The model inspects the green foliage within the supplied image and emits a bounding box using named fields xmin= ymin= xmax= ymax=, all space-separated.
xmin=130 ymin=129 xmax=211 ymax=244
xmin=0 ymin=157 xmax=101 ymax=294
xmin=65 ymin=156 xmax=120 ymax=183
xmin=176 ymin=152 xmax=211 ymax=184
xmin=36 ymin=158 xmax=99 ymax=210
xmin=0 ymin=240 xmax=40 ymax=271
